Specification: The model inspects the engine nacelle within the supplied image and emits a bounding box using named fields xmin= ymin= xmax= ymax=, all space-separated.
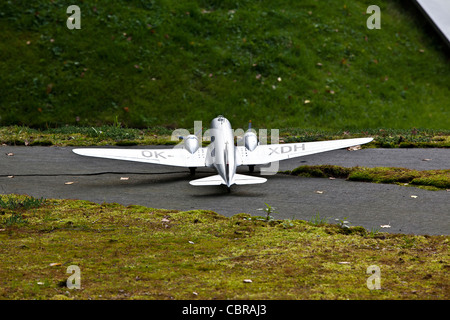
xmin=184 ymin=135 xmax=200 ymax=154
xmin=244 ymin=131 xmax=258 ymax=151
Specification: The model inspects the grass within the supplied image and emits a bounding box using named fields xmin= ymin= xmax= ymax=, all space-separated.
xmin=0 ymin=194 xmax=448 ymax=300
xmin=285 ymin=165 xmax=450 ymax=190
xmin=0 ymin=0 xmax=449 ymax=130
xmin=0 ymin=194 xmax=46 ymax=210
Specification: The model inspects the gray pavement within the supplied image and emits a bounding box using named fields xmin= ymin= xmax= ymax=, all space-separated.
xmin=1 ymin=146 xmax=449 ymax=235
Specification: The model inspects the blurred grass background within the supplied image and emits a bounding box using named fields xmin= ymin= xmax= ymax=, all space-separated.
xmin=0 ymin=0 xmax=449 ymax=130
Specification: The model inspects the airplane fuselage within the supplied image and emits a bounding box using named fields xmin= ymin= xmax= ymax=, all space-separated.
xmin=206 ymin=116 xmax=237 ymax=187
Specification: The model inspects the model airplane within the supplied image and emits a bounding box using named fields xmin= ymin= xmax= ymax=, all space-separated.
xmin=73 ymin=115 xmax=373 ymax=189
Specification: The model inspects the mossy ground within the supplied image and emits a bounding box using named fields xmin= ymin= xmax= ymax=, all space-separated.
xmin=1 ymin=125 xmax=449 ymax=148
xmin=286 ymin=165 xmax=450 ymax=190
xmin=0 ymin=195 xmax=448 ymax=300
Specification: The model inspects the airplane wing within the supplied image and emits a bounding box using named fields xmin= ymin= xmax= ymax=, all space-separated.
xmin=236 ymin=138 xmax=373 ymax=166
xmin=73 ymin=147 xmax=207 ymax=167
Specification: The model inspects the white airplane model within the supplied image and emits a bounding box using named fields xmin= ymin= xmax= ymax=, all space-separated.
xmin=73 ymin=115 xmax=373 ymax=190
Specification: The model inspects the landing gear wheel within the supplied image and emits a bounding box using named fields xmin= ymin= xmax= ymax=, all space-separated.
xmin=189 ymin=167 xmax=196 ymax=176
xmin=248 ymin=165 xmax=255 ymax=173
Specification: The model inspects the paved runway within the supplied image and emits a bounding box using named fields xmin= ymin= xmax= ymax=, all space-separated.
xmin=1 ymin=146 xmax=449 ymax=235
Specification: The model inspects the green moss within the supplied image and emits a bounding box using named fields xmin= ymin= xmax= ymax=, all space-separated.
xmin=411 ymin=175 xmax=450 ymax=189
xmin=291 ymin=165 xmax=351 ymax=178
xmin=338 ymin=226 xmax=367 ymax=236
xmin=348 ymin=167 xmax=421 ymax=184
xmin=29 ymin=140 xmax=53 ymax=146
xmin=1 ymin=125 xmax=449 ymax=148
xmin=286 ymin=165 xmax=450 ymax=190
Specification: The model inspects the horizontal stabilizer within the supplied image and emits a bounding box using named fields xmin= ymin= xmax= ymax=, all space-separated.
xmin=189 ymin=175 xmax=225 ymax=186
xmin=233 ymin=174 xmax=267 ymax=185
xmin=189 ymin=174 xmax=267 ymax=186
